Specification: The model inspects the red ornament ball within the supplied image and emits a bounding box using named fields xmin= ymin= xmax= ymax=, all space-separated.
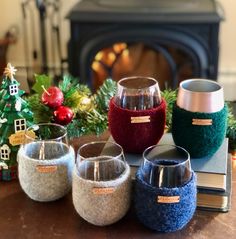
xmin=41 ymin=86 xmax=64 ymax=108
xmin=53 ymin=106 xmax=74 ymax=125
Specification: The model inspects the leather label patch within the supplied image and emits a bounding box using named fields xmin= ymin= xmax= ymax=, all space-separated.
xmin=36 ymin=165 xmax=57 ymax=173
xmin=192 ymin=118 xmax=212 ymax=126
xmin=131 ymin=116 xmax=150 ymax=123
xmin=157 ymin=196 xmax=180 ymax=204
xmin=92 ymin=187 xmax=115 ymax=195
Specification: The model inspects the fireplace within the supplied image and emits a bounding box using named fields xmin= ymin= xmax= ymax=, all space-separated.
xmin=67 ymin=0 xmax=224 ymax=91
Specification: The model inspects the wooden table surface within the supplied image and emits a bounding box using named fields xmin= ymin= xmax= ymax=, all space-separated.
xmin=0 ymin=132 xmax=235 ymax=239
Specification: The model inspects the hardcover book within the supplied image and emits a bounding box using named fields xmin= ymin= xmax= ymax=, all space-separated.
xmin=123 ymin=133 xmax=228 ymax=191
xmin=197 ymin=155 xmax=232 ymax=212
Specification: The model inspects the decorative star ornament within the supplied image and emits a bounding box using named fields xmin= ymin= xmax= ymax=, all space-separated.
xmin=3 ymin=63 xmax=17 ymax=80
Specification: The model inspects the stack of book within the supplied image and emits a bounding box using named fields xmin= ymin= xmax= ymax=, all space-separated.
xmin=124 ymin=133 xmax=232 ymax=212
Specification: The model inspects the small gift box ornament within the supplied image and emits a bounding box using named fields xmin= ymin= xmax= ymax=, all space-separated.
xmin=134 ymin=144 xmax=197 ymax=232
xmin=72 ymin=141 xmax=132 ymax=226
xmin=172 ymin=79 xmax=228 ymax=158
xmin=17 ymin=123 xmax=75 ymax=202
xmin=108 ymin=76 xmax=166 ymax=153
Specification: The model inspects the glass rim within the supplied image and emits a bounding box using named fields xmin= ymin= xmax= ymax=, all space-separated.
xmin=77 ymin=140 xmax=124 ymax=162
xmin=142 ymin=144 xmax=190 ymax=168
xmin=25 ymin=123 xmax=67 ymax=141
xmin=179 ymin=78 xmax=222 ymax=93
xmin=117 ymin=76 xmax=159 ymax=91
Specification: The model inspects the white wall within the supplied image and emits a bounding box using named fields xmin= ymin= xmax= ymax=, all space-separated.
xmin=0 ymin=0 xmax=235 ymax=97
xmin=217 ymin=0 xmax=236 ymax=100
xmin=0 ymin=0 xmax=77 ymax=69
xmin=218 ymin=0 xmax=236 ymax=72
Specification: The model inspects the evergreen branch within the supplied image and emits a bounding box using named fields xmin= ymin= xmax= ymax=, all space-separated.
xmin=59 ymin=75 xmax=92 ymax=113
xmin=58 ymin=75 xmax=72 ymax=93
xmin=161 ymin=89 xmax=177 ymax=131
xmin=64 ymin=91 xmax=83 ymax=112
xmin=226 ymin=102 xmax=236 ymax=144
xmin=94 ymin=78 xmax=117 ymax=113
xmin=67 ymin=109 xmax=107 ymax=138
xmin=27 ymin=94 xmax=52 ymax=123
xmin=66 ymin=119 xmax=85 ymax=138
xmin=75 ymin=83 xmax=91 ymax=95
xmin=59 ymin=74 xmax=91 ymax=95
xmin=85 ymin=109 xmax=107 ymax=135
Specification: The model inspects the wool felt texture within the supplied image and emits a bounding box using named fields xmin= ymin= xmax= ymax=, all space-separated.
xmin=108 ymin=98 xmax=166 ymax=153
xmin=172 ymin=104 xmax=228 ymax=158
xmin=134 ymin=168 xmax=197 ymax=232
xmin=72 ymin=163 xmax=132 ymax=226
xmin=18 ymin=142 xmax=75 ymax=202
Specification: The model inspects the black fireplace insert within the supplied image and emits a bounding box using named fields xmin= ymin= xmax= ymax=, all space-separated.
xmin=67 ymin=0 xmax=224 ymax=91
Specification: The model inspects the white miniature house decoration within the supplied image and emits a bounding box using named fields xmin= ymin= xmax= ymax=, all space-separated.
xmin=0 ymin=144 xmax=11 ymax=161
xmin=9 ymin=84 xmax=19 ymax=95
xmin=14 ymin=118 xmax=26 ymax=132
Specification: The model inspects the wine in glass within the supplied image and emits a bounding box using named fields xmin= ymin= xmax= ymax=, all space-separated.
xmin=109 ymin=76 xmax=166 ymax=153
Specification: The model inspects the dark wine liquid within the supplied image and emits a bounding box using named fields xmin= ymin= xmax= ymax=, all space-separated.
xmin=155 ymin=160 xmax=179 ymax=166
xmin=143 ymin=159 xmax=191 ymax=188
xmin=116 ymin=94 xmax=161 ymax=110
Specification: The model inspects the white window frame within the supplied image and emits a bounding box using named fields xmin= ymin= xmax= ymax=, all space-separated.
xmin=0 ymin=145 xmax=10 ymax=160
xmin=14 ymin=118 xmax=26 ymax=132
xmin=9 ymin=84 xmax=18 ymax=95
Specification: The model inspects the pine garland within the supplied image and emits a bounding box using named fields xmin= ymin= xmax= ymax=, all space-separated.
xmin=161 ymin=89 xmax=177 ymax=132
xmin=226 ymin=102 xmax=236 ymax=149
xmin=94 ymin=78 xmax=117 ymax=113
xmin=26 ymin=75 xmax=236 ymax=148
xmin=27 ymin=75 xmax=117 ymax=138
xmin=27 ymin=94 xmax=52 ymax=123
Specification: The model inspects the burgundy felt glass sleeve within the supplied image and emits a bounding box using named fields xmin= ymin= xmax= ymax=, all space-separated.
xmin=108 ymin=98 xmax=166 ymax=153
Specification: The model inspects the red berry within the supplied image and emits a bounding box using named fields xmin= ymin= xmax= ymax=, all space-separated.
xmin=53 ymin=106 xmax=74 ymax=125
xmin=41 ymin=86 xmax=64 ymax=108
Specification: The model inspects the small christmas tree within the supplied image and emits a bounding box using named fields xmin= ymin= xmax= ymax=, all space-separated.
xmin=0 ymin=63 xmax=33 ymax=181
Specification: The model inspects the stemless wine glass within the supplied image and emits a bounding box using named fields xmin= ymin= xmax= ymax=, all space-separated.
xmin=134 ymin=144 xmax=196 ymax=232
xmin=72 ymin=141 xmax=132 ymax=226
xmin=17 ymin=123 xmax=75 ymax=202
xmin=142 ymin=144 xmax=191 ymax=188
xmin=109 ymin=76 xmax=166 ymax=153
xmin=114 ymin=76 xmax=162 ymax=110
